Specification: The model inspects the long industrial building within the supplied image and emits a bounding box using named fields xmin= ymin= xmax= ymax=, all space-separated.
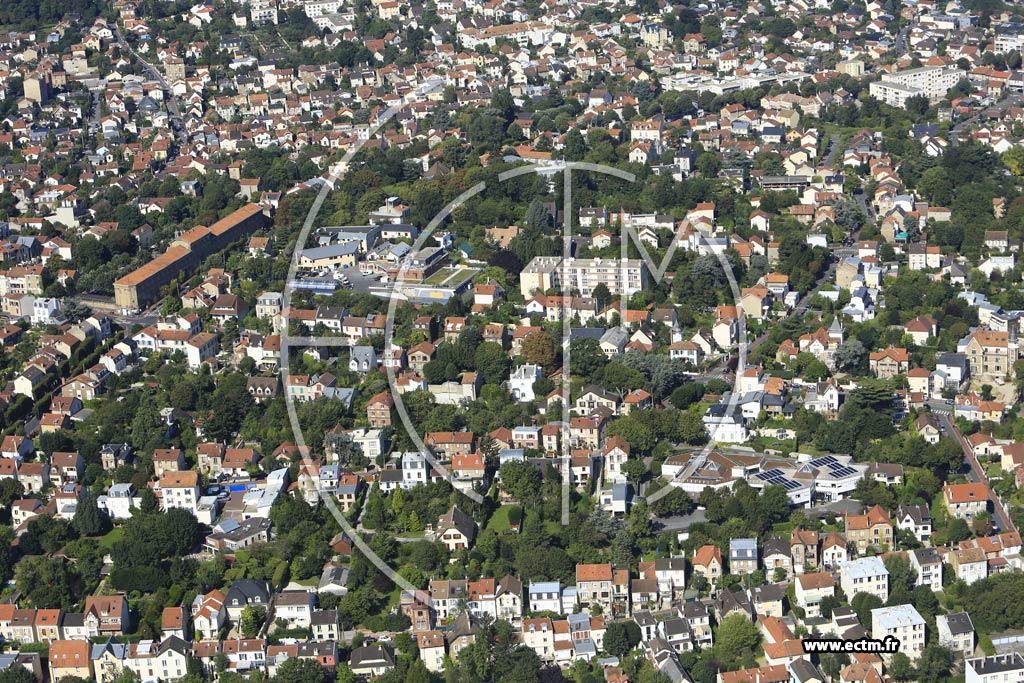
xmin=114 ymin=203 xmax=270 ymax=311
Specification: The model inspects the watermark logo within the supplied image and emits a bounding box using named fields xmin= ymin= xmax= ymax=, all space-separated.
xmin=802 ymin=637 xmax=902 ymax=654
xmin=280 ymin=78 xmax=746 ymax=593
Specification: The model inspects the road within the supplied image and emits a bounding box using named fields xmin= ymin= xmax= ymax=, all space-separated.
xmin=822 ymin=133 xmax=840 ymax=167
xmin=111 ymin=23 xmax=187 ymax=145
xmin=88 ymin=89 xmax=101 ymax=135
xmin=855 ymin=189 xmax=875 ymax=224
xmin=930 ymin=404 xmax=1017 ymax=535
xmin=895 ymin=25 xmax=910 ymax=57
xmin=653 ymin=508 xmax=707 ymax=532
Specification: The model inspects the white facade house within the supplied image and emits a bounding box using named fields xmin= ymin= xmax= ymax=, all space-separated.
xmin=99 ymin=483 xmax=140 ymax=519
xmin=31 ymin=297 xmax=63 ymax=325
xmin=159 ymin=471 xmax=200 ymax=513
xmin=349 ymin=428 xmax=384 ymax=460
xmin=508 ymin=365 xmax=542 ymax=403
xmin=840 ymin=557 xmax=889 ymax=603
xmin=401 ymin=451 xmax=427 ymax=489
xmin=937 ymin=612 xmax=975 ymax=657
xmin=910 ymin=547 xmax=943 ymax=592
xmin=966 ymin=654 xmax=1024 ymax=683
xmin=872 ymin=604 xmax=926 ymax=662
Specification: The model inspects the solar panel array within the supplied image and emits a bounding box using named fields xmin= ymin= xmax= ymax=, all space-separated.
xmin=809 ymin=455 xmax=839 ymax=468
xmin=755 ymin=468 xmax=804 ymax=491
xmin=808 ymin=455 xmax=861 ymax=480
xmin=754 ymin=455 xmax=862 ymax=493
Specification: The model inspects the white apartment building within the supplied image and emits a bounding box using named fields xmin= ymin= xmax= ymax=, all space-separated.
xmin=869 ymin=67 xmax=964 ymax=108
xmin=872 ymin=604 xmax=926 ymax=661
xmin=302 ymin=0 xmax=343 ymax=19
xmin=937 ymin=612 xmax=975 ymax=657
xmin=995 ymin=32 xmax=1024 ymax=53
xmin=840 ymin=557 xmax=889 ymax=603
xmin=909 ymin=547 xmax=943 ymax=593
xmin=249 ymin=0 xmax=278 ymax=24
xmin=519 ymin=256 xmax=648 ymax=298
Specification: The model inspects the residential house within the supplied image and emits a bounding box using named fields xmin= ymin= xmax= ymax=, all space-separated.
xmin=840 ymin=557 xmax=889 ymax=603
xmin=869 ymin=348 xmax=909 ymax=378
xmin=897 ymin=504 xmax=932 ymax=545
xmin=436 ymin=505 xmax=477 ymax=552
xmin=845 ymin=505 xmax=894 ymax=553
xmin=692 ymin=545 xmax=723 ymax=591
xmin=729 ymin=538 xmax=758 ymax=575
xmin=944 ymin=483 xmax=989 ymax=520
xmin=871 ymin=605 xmax=925 ymax=661
xmin=910 ymin=547 xmax=943 ymax=592
xmin=794 ymin=572 xmax=835 ymax=618
xmin=791 ymin=529 xmax=819 ymax=574
xmin=937 ymin=612 xmax=975 ymax=657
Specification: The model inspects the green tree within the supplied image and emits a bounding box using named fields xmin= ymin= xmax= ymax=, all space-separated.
xmin=564 ymin=127 xmax=586 ymax=161
xmin=884 ymin=554 xmax=914 ymax=593
xmin=240 ymin=606 xmax=266 ymax=638
xmin=916 ymin=645 xmax=953 ymax=683
xmin=608 ymin=416 xmax=656 ymax=453
xmin=851 ymin=592 xmax=884 ymax=627
xmin=130 ymin=396 xmax=166 ymax=452
xmin=627 ymin=497 xmax=652 ymax=540
xmin=714 ymin=613 xmax=760 ymax=661
xmin=140 ymin=488 xmax=159 ymax=514
xmin=499 ymin=461 xmax=542 ymax=506
xmin=916 ymin=167 xmax=954 ymax=206
xmin=570 ymin=337 xmax=606 ymax=378
xmin=905 ymin=95 xmax=929 ymax=116
xmin=474 ymin=342 xmax=510 ymax=385
xmin=592 ymin=282 xmax=612 ymax=309
xmin=72 ymin=495 xmax=112 ymax=536
xmin=15 ymin=556 xmax=81 ymax=609
xmin=524 ymin=200 xmax=550 ymax=230
xmin=819 ymin=594 xmax=840 ymax=619
xmin=834 ymin=340 xmax=866 ymax=372
xmin=522 ymin=329 xmax=557 ymax=372
xmin=889 ymin=653 xmax=914 ymax=682
xmin=0 ymin=479 xmax=24 ymax=509
xmin=1005 ymin=146 xmax=1024 ymax=176
xmin=0 ymin=667 xmax=35 ymax=683
xmin=671 ymin=382 xmax=704 ymax=408
xmin=696 ymin=152 xmax=721 ymax=177
xmin=362 ymin=483 xmax=388 ymax=530
xmin=945 ymin=518 xmax=971 ymax=544
xmin=490 ymin=88 xmax=515 ymax=121
xmin=622 ymin=458 xmax=647 ymax=484
xmin=272 ymin=657 xmax=326 ymax=683
xmin=648 ymin=484 xmax=695 ymax=517
xmin=604 ymin=620 xmax=642 ymax=656
xmin=205 ymin=374 xmax=255 ymax=442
